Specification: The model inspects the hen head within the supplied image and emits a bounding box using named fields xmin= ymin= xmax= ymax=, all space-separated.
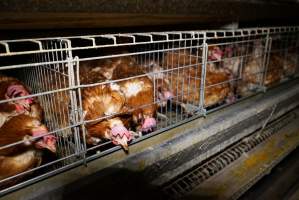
xmin=86 ymin=117 xmax=133 ymax=151
xmin=110 ymin=118 xmax=133 ymax=151
xmin=208 ymin=46 xmax=224 ymax=61
xmin=224 ymin=46 xmax=234 ymax=58
xmin=20 ymin=115 xmax=56 ymax=153
xmin=5 ymin=84 xmax=34 ymax=113
xmin=109 ymin=118 xmax=133 ymax=151
xmin=140 ymin=106 xmax=157 ymax=133
xmin=110 ymin=125 xmax=132 ymax=151
xmin=147 ymin=63 xmax=174 ymax=106
xmin=156 ymin=78 xmax=174 ymax=106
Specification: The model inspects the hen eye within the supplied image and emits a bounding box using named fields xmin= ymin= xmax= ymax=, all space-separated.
xmin=14 ymin=92 xmax=22 ymax=97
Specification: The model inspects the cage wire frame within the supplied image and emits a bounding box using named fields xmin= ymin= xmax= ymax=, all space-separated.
xmin=0 ymin=26 xmax=298 ymax=195
xmin=74 ymin=31 xmax=207 ymax=161
xmin=28 ymin=39 xmax=82 ymax=167
xmin=0 ymin=39 xmax=85 ymax=195
xmin=267 ymin=28 xmax=299 ymax=84
xmin=204 ymin=28 xmax=271 ymax=113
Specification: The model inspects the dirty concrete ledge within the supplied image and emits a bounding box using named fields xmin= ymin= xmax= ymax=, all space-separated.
xmin=2 ymin=79 xmax=299 ymax=200
xmin=184 ymin=107 xmax=299 ymax=200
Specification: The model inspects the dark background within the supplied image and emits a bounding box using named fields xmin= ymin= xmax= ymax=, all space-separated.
xmin=0 ymin=0 xmax=299 ymax=39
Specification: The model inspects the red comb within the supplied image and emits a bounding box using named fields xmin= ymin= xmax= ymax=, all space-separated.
xmin=111 ymin=125 xmax=132 ymax=141
xmin=7 ymin=85 xmax=29 ymax=97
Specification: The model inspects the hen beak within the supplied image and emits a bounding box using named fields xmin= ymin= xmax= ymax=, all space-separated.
xmin=45 ymin=142 xmax=57 ymax=153
xmin=21 ymin=102 xmax=31 ymax=110
xmin=117 ymin=138 xmax=129 ymax=152
xmin=15 ymin=100 xmax=31 ymax=112
xmin=33 ymin=127 xmax=57 ymax=153
xmin=44 ymin=134 xmax=57 ymax=153
xmin=121 ymin=143 xmax=129 ymax=152
xmin=213 ymin=53 xmax=222 ymax=61
xmin=35 ymin=140 xmax=57 ymax=153
xmin=113 ymin=137 xmax=130 ymax=152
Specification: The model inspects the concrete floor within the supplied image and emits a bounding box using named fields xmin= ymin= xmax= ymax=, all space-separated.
xmin=183 ymin=109 xmax=299 ymax=200
xmin=239 ymin=146 xmax=299 ymax=200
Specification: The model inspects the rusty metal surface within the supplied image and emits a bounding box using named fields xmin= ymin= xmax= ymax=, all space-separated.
xmin=239 ymin=143 xmax=299 ymax=200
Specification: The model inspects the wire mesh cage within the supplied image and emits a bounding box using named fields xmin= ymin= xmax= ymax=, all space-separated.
xmin=0 ymin=26 xmax=298 ymax=195
xmin=27 ymin=39 xmax=83 ymax=166
xmin=204 ymin=29 xmax=270 ymax=112
xmin=71 ymin=32 xmax=206 ymax=158
xmin=0 ymin=39 xmax=83 ymax=193
xmin=267 ymin=27 xmax=299 ymax=85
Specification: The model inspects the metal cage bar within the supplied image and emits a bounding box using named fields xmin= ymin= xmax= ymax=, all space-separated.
xmin=0 ymin=26 xmax=298 ymax=195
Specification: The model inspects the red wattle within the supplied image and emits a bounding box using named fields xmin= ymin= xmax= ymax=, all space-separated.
xmin=15 ymin=104 xmax=25 ymax=112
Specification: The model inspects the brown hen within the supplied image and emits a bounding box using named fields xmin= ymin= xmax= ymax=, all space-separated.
xmin=0 ymin=114 xmax=56 ymax=187
xmin=0 ymin=75 xmax=43 ymax=128
xmin=81 ymin=57 xmax=158 ymax=134
xmin=162 ymin=50 xmax=231 ymax=109
xmin=82 ymin=82 xmax=133 ymax=150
